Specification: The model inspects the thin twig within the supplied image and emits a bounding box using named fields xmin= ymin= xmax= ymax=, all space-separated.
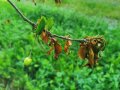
xmin=7 ymin=0 xmax=36 ymax=27
xmin=7 ymin=0 xmax=87 ymax=43
xmin=45 ymin=30 xmax=87 ymax=43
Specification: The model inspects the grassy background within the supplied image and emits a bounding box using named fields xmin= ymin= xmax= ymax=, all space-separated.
xmin=0 ymin=0 xmax=120 ymax=90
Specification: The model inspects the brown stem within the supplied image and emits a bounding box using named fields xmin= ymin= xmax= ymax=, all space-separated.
xmin=7 ymin=0 xmax=87 ymax=43
xmin=7 ymin=0 xmax=36 ymax=27
xmin=45 ymin=30 xmax=87 ymax=43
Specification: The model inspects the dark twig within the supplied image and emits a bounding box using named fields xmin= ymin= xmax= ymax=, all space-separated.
xmin=45 ymin=30 xmax=87 ymax=43
xmin=7 ymin=0 xmax=36 ymax=27
xmin=7 ymin=0 xmax=87 ymax=43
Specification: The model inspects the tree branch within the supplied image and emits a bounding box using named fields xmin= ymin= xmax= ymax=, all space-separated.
xmin=46 ymin=30 xmax=86 ymax=42
xmin=7 ymin=0 xmax=36 ymax=27
xmin=7 ymin=0 xmax=87 ymax=43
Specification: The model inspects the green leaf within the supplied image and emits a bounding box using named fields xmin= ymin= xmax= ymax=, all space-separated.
xmin=45 ymin=17 xmax=54 ymax=30
xmin=36 ymin=16 xmax=46 ymax=35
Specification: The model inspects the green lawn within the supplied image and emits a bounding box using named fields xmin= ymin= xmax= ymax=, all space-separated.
xmin=63 ymin=0 xmax=120 ymax=20
xmin=35 ymin=0 xmax=120 ymax=20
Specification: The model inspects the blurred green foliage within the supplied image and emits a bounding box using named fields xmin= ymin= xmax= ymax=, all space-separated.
xmin=0 ymin=0 xmax=120 ymax=90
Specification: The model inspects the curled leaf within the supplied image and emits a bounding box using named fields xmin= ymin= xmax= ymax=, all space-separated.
xmin=78 ymin=43 xmax=87 ymax=59
xmin=64 ymin=40 xmax=72 ymax=53
xmin=54 ymin=40 xmax=62 ymax=59
xmin=88 ymin=47 xmax=94 ymax=67
xmin=78 ymin=36 xmax=106 ymax=68
xmin=48 ymin=38 xmax=62 ymax=59
xmin=41 ymin=31 xmax=49 ymax=43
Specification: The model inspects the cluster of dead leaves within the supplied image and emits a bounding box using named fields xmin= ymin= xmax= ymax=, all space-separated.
xmin=40 ymin=31 xmax=106 ymax=67
xmin=78 ymin=36 xmax=106 ymax=68
xmin=40 ymin=31 xmax=72 ymax=59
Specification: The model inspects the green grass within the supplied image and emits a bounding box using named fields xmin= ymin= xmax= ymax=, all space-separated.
xmin=65 ymin=0 xmax=120 ymax=20
xmin=0 ymin=0 xmax=120 ymax=90
xmin=35 ymin=0 xmax=120 ymax=20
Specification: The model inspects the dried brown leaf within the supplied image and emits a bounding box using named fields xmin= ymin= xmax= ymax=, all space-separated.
xmin=41 ymin=31 xmax=49 ymax=43
xmin=87 ymin=47 xmax=94 ymax=67
xmin=48 ymin=38 xmax=62 ymax=59
xmin=64 ymin=40 xmax=72 ymax=53
xmin=54 ymin=41 xmax=62 ymax=59
xmin=78 ymin=44 xmax=87 ymax=59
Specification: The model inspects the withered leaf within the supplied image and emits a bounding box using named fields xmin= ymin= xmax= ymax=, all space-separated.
xmin=94 ymin=53 xmax=98 ymax=63
xmin=48 ymin=38 xmax=62 ymax=59
xmin=88 ymin=47 xmax=94 ymax=67
xmin=54 ymin=41 xmax=62 ymax=59
xmin=64 ymin=40 xmax=72 ymax=53
xmin=41 ymin=31 xmax=49 ymax=43
xmin=78 ymin=36 xmax=106 ymax=68
xmin=78 ymin=44 xmax=87 ymax=59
